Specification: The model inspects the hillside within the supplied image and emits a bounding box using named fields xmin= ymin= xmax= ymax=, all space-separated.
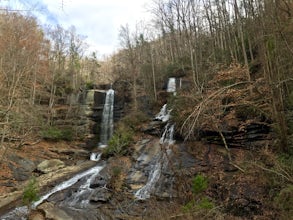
xmin=0 ymin=0 xmax=293 ymax=219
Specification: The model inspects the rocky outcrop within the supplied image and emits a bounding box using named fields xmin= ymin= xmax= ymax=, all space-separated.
xmin=37 ymin=159 xmax=65 ymax=174
xmin=7 ymin=155 xmax=36 ymax=181
xmin=201 ymin=122 xmax=272 ymax=149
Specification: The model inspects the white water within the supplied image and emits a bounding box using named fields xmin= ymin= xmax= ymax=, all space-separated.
xmin=167 ymin=77 xmax=176 ymax=94
xmin=99 ymin=89 xmax=114 ymax=146
xmin=135 ymin=98 xmax=175 ymax=200
xmin=155 ymin=104 xmax=171 ymax=122
xmin=1 ymin=164 xmax=105 ymax=219
xmin=64 ymin=166 xmax=103 ymax=207
xmin=90 ymin=152 xmax=101 ymax=161
xmin=33 ymin=164 xmax=104 ymax=208
xmin=135 ymin=156 xmax=162 ymax=200
xmin=160 ymin=123 xmax=175 ymax=146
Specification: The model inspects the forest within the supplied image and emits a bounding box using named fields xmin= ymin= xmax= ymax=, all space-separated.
xmin=0 ymin=0 xmax=292 ymax=219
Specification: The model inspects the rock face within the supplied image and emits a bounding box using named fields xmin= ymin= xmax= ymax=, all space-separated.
xmin=78 ymin=84 xmax=129 ymax=148
xmin=37 ymin=159 xmax=65 ymax=174
xmin=8 ymin=155 xmax=35 ymax=181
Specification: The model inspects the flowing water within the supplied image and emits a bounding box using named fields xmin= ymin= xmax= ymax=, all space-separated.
xmin=33 ymin=164 xmax=105 ymax=208
xmin=167 ymin=77 xmax=176 ymax=94
xmin=160 ymin=123 xmax=175 ymax=146
xmin=135 ymin=78 xmax=176 ymax=199
xmin=155 ymin=104 xmax=171 ymax=122
xmin=99 ymin=89 xmax=114 ymax=147
xmin=134 ymin=155 xmax=162 ymax=200
xmin=1 ymin=163 xmax=105 ymax=220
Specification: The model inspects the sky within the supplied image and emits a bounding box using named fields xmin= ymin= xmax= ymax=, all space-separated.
xmin=0 ymin=0 xmax=152 ymax=58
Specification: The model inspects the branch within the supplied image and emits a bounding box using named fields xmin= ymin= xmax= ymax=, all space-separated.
xmin=251 ymin=162 xmax=293 ymax=184
xmin=218 ymin=130 xmax=245 ymax=173
xmin=181 ymin=81 xmax=251 ymax=140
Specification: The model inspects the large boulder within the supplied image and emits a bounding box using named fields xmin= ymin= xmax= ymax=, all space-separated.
xmin=37 ymin=159 xmax=65 ymax=174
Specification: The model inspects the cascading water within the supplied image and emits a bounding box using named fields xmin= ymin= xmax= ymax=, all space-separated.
xmin=99 ymin=89 xmax=114 ymax=147
xmin=135 ymin=78 xmax=177 ymax=200
xmin=33 ymin=163 xmax=104 ymax=208
xmin=160 ymin=123 xmax=175 ymax=146
xmin=155 ymin=104 xmax=171 ymax=122
xmin=1 ymin=162 xmax=105 ymax=220
xmin=134 ymin=155 xmax=162 ymax=200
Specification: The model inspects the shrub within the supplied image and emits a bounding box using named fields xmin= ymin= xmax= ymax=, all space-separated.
xmin=23 ymin=177 xmax=39 ymax=208
xmin=85 ymin=81 xmax=95 ymax=90
xmin=103 ymin=127 xmax=133 ymax=157
xmin=192 ymin=174 xmax=208 ymax=195
xmin=40 ymin=127 xmax=73 ymax=141
xmin=108 ymin=166 xmax=123 ymax=191
xmin=61 ymin=128 xmax=74 ymax=141
xmin=197 ymin=196 xmax=214 ymax=209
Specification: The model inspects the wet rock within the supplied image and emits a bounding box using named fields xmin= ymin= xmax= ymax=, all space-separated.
xmin=90 ymin=176 xmax=107 ymax=188
xmin=37 ymin=159 xmax=65 ymax=174
xmin=142 ymin=121 xmax=164 ymax=136
xmin=89 ymin=188 xmax=111 ymax=203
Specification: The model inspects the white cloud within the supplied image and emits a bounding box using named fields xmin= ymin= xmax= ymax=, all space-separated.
xmin=41 ymin=0 xmax=152 ymax=57
xmin=0 ymin=0 xmax=152 ymax=57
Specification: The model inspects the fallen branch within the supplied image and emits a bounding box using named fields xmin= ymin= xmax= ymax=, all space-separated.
xmin=219 ymin=130 xmax=245 ymax=173
xmin=181 ymin=81 xmax=251 ymax=140
xmin=250 ymin=162 xmax=293 ymax=184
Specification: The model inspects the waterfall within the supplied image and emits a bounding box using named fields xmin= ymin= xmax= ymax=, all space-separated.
xmin=160 ymin=123 xmax=175 ymax=146
xmin=167 ymin=77 xmax=176 ymax=94
xmin=135 ymin=78 xmax=178 ymax=200
xmin=155 ymin=104 xmax=171 ymax=122
xmin=135 ymin=156 xmax=162 ymax=200
xmin=33 ymin=164 xmax=105 ymax=208
xmin=99 ymin=89 xmax=114 ymax=147
xmin=90 ymin=152 xmax=101 ymax=161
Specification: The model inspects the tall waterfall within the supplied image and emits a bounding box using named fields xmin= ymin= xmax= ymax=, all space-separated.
xmin=99 ymin=89 xmax=114 ymax=147
xmin=167 ymin=77 xmax=176 ymax=94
